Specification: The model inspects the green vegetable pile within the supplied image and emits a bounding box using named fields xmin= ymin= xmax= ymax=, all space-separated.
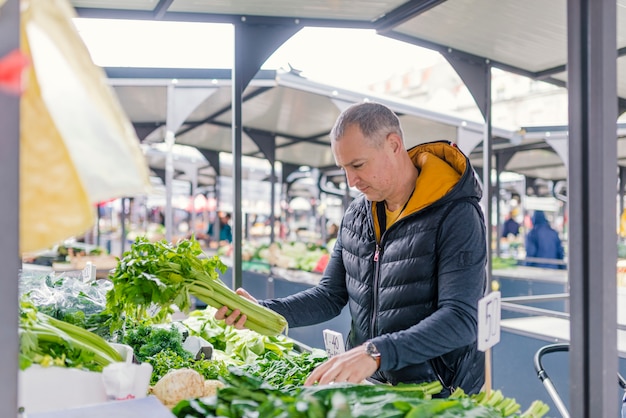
xmin=492 ymin=257 xmax=519 ymax=270
xmin=241 ymin=350 xmax=328 ymax=393
xmin=249 ymin=241 xmax=329 ymax=272
xmin=172 ymin=367 xmax=549 ymax=418
xmin=117 ymin=310 xmax=309 ymax=386
xmin=182 ymin=308 xmax=295 ymax=365
xmin=19 ymin=300 xmax=122 ymax=372
xmin=119 ymin=321 xmax=230 ymax=385
xmin=121 ymin=323 xmax=190 ymax=363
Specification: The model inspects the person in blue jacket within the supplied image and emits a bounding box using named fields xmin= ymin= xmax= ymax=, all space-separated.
xmin=525 ymin=210 xmax=565 ymax=269
xmin=216 ymin=102 xmax=487 ymax=397
xmin=501 ymin=210 xmax=520 ymax=239
xmin=208 ymin=212 xmax=232 ymax=244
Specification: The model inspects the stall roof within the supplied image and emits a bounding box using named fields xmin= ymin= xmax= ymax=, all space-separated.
xmin=72 ymin=0 xmax=626 ymax=110
xmin=74 ymin=0 xmax=626 ymax=184
xmin=109 ymin=68 xmax=626 ymax=183
xmin=105 ymin=67 xmax=516 ymax=185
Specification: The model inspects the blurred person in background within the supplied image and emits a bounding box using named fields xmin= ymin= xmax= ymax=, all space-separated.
xmin=203 ymin=212 xmax=232 ymax=247
xmin=525 ymin=210 xmax=565 ymax=269
xmin=501 ymin=209 xmax=520 ymax=239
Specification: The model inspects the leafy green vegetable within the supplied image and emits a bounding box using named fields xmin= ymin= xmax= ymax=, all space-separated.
xmin=144 ymin=350 xmax=230 ymax=385
xmin=106 ymin=236 xmax=287 ymax=336
xmin=120 ymin=322 xmax=191 ymax=363
xmin=492 ymin=257 xmax=519 ymax=270
xmin=241 ymin=350 xmax=327 ymax=393
xmin=20 ymin=273 xmax=113 ymax=338
xmin=19 ymin=299 xmax=122 ymax=372
xmin=172 ymin=366 xmax=549 ymax=418
xmin=173 ymin=368 xmax=460 ymax=418
xmin=106 ymin=236 xmax=227 ymax=330
xmin=183 ymin=307 xmax=295 ymax=364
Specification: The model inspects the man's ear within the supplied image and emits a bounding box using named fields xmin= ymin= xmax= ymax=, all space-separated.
xmin=387 ymin=132 xmax=403 ymax=153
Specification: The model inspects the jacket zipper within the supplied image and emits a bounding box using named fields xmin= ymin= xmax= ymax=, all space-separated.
xmin=371 ymin=243 xmax=382 ymax=338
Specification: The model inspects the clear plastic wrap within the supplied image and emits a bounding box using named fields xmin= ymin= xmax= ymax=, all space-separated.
xmin=19 ymin=267 xmax=112 ymax=328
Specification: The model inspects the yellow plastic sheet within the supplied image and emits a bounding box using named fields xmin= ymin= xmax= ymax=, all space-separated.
xmin=20 ymin=0 xmax=151 ymax=253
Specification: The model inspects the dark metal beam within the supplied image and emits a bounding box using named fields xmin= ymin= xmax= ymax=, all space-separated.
xmin=153 ymin=0 xmax=174 ymax=20
xmin=176 ymin=86 xmax=273 ymax=137
xmin=374 ymin=0 xmax=448 ymax=33
xmin=246 ymin=130 xmax=278 ymax=242
xmin=75 ymin=8 xmax=374 ymax=28
xmin=247 ymin=130 xmax=276 ymax=165
xmin=133 ymin=123 xmax=162 ymax=141
xmin=197 ymin=149 xmax=221 ymax=176
xmin=231 ymin=20 xmax=301 ymax=290
xmin=382 ymin=30 xmax=543 ymax=80
xmin=534 ymin=64 xmax=567 ymax=79
xmin=442 ymin=51 xmax=490 ymax=120
xmin=471 ymin=141 xmax=553 ymax=155
xmin=105 ymin=67 xmax=277 ymax=81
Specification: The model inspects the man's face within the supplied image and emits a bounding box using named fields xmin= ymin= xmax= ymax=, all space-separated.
xmin=331 ymin=124 xmax=397 ymax=202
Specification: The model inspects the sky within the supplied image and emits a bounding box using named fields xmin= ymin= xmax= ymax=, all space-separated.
xmin=72 ymin=18 xmax=442 ymax=91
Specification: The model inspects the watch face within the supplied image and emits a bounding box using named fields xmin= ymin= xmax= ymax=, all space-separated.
xmin=366 ymin=342 xmax=380 ymax=356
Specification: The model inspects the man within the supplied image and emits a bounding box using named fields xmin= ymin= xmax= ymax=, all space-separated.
xmin=525 ymin=210 xmax=564 ymax=269
xmin=501 ymin=209 xmax=520 ymax=239
xmin=217 ymin=102 xmax=487 ymax=396
xmin=206 ymin=212 xmax=232 ymax=245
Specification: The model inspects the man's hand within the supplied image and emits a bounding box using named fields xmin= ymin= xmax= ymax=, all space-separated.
xmin=214 ymin=288 xmax=258 ymax=330
xmin=304 ymin=344 xmax=379 ymax=386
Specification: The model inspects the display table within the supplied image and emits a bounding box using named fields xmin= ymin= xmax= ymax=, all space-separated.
xmin=494 ymin=284 xmax=626 ymax=414
xmin=270 ymin=266 xmax=322 ymax=286
xmin=27 ymin=396 xmax=173 ymax=418
xmin=492 ymin=265 xmax=567 ymax=283
xmin=493 ymin=266 xmax=569 ymax=316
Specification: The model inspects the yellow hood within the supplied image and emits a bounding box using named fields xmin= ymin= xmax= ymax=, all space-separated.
xmin=373 ymin=141 xmax=468 ymax=238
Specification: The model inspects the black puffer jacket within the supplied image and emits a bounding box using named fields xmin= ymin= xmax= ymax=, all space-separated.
xmin=262 ymin=141 xmax=487 ymax=396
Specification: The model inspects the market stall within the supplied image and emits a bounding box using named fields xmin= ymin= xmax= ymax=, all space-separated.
xmin=17 ymin=237 xmax=550 ymax=417
xmin=2 ymin=0 xmax=624 ymax=415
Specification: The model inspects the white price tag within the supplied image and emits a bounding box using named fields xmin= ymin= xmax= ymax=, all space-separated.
xmin=323 ymin=329 xmax=345 ymax=358
xmin=81 ymin=261 xmax=96 ymax=282
xmin=477 ymin=291 xmax=501 ymax=351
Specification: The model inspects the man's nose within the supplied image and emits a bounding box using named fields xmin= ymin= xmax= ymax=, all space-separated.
xmin=345 ymin=170 xmax=357 ymax=188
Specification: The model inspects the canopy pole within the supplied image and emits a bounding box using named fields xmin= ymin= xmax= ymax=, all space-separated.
xmin=567 ymin=0 xmax=618 ymax=416
xmin=0 ymin=0 xmax=21 ymax=415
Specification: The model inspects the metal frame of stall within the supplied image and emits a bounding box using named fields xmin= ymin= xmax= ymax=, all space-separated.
xmin=0 ymin=0 xmax=20 ymax=414
xmin=1 ymin=1 xmax=620 ymax=417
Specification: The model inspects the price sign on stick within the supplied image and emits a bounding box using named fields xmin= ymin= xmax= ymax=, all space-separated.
xmin=477 ymin=291 xmax=501 ymax=351
xmin=81 ymin=261 xmax=96 ymax=282
xmin=323 ymin=329 xmax=345 ymax=358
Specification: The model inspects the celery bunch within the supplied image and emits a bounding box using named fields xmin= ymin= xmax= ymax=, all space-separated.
xmin=19 ymin=300 xmax=122 ymax=372
xmin=106 ymin=236 xmax=287 ymax=336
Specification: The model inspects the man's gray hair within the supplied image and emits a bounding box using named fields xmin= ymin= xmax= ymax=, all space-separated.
xmin=330 ymin=102 xmax=404 ymax=146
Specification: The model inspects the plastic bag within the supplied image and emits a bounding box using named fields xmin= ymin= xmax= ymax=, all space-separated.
xmin=19 ymin=268 xmax=112 ymax=332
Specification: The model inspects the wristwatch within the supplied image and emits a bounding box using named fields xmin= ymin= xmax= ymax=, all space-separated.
xmin=364 ymin=341 xmax=381 ymax=368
